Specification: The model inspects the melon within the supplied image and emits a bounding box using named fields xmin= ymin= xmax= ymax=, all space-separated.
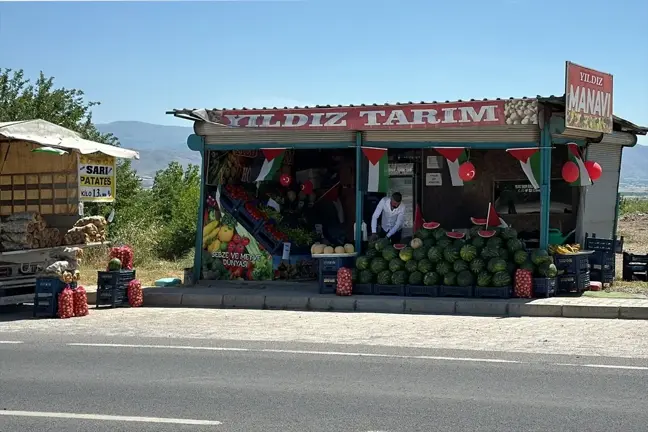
xmin=410 ymin=238 xmax=423 ymax=249
xmin=446 ymin=231 xmax=466 ymax=239
xmin=343 ymin=243 xmax=355 ymax=253
xmin=310 ymin=242 xmax=321 ymax=254
xmin=423 ymin=221 xmax=441 ymax=230
xmin=471 ymin=217 xmax=488 ymax=225
xmin=323 ymin=246 xmax=335 ymax=254
xmin=334 ymin=246 xmax=346 ymax=254
xmin=477 ymin=230 xmax=497 ymax=238
xmin=108 ymin=258 xmax=122 ymax=271
xmin=393 ymin=244 xmax=407 ymax=250
xmin=312 ymin=244 xmax=325 ymax=254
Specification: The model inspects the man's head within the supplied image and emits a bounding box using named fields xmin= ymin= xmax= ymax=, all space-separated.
xmin=390 ymin=192 xmax=402 ymax=209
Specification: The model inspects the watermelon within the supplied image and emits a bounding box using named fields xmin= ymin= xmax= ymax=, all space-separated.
xmin=497 ymin=248 xmax=509 ymax=261
xmin=423 ymin=271 xmax=440 ymax=286
xmin=108 ymin=258 xmax=122 ymax=271
xmin=377 ymin=270 xmax=392 ymax=285
xmin=471 ymin=236 xmax=486 ymax=249
xmin=470 ymin=258 xmax=486 ymax=274
xmin=457 ymin=270 xmax=474 ymax=287
xmin=436 ymin=261 xmax=452 ymax=276
xmin=531 ymin=249 xmax=551 ymax=265
xmin=537 ymin=262 xmax=558 ymax=278
xmin=453 ymin=260 xmax=469 ymax=273
xmin=446 ymin=231 xmax=466 ymax=240
xmin=436 ymin=237 xmax=452 ymax=249
xmin=417 ymin=259 xmax=434 ymax=273
xmin=423 ymin=221 xmax=441 ymax=230
xmin=359 ymin=269 xmax=374 ymax=283
xmin=492 ymin=271 xmax=512 ymax=287
xmin=356 ymin=256 xmax=370 ymax=270
xmin=507 ymin=238 xmax=524 ymax=253
xmin=375 ymin=238 xmax=391 ymax=252
xmin=365 ymin=248 xmax=379 ymax=259
xmin=478 ymin=230 xmax=497 ymax=238
xmin=470 ymin=217 xmax=488 ymax=225
xmin=481 ymin=247 xmax=500 ymax=259
xmin=487 ymin=258 xmax=507 ymax=273
xmin=443 ymin=246 xmax=460 ymax=263
xmin=443 ymin=272 xmax=458 ymax=286
xmin=405 ymin=260 xmax=419 ymax=273
xmin=408 ymin=271 xmax=424 ymax=285
xmin=414 ymin=229 xmax=431 ymax=240
xmin=382 ymin=247 xmax=398 ymax=261
xmin=486 ymin=237 xmax=503 ymax=249
xmin=422 ymin=238 xmax=436 ymax=248
xmin=500 ymin=227 xmax=518 ymax=240
xmin=389 ymin=258 xmax=405 ymax=272
xmin=469 ymin=225 xmax=482 ymax=239
xmin=393 ymin=244 xmax=407 ymax=251
xmin=433 ymin=227 xmax=447 ymax=240
xmin=392 ymin=270 xmax=408 ymax=285
xmin=513 ymin=249 xmax=529 ymax=265
xmin=476 ymin=271 xmax=492 ymax=287
xmin=413 ymin=246 xmax=429 ymax=261
xmin=427 ymin=246 xmax=444 ymax=262
xmin=520 ymin=260 xmax=535 ymax=272
xmin=460 ymin=244 xmax=478 ymax=262
xmin=399 ymin=247 xmax=414 ymax=262
xmin=370 ymin=257 xmax=388 ymax=274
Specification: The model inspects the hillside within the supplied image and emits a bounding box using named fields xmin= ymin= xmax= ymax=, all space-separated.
xmin=97 ymin=121 xmax=648 ymax=190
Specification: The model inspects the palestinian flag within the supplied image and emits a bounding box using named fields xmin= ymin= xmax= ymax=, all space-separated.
xmin=486 ymin=202 xmax=508 ymax=229
xmin=254 ymin=148 xmax=285 ymax=182
xmin=361 ymin=147 xmax=389 ymax=193
xmin=506 ymin=148 xmax=541 ymax=190
xmin=434 ymin=147 xmax=469 ymax=186
xmin=567 ymin=143 xmax=592 ymax=186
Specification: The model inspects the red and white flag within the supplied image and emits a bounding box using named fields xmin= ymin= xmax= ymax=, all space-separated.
xmin=486 ymin=202 xmax=508 ymax=229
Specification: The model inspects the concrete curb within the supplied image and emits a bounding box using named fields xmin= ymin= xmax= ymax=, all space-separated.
xmin=126 ymin=289 xmax=648 ymax=320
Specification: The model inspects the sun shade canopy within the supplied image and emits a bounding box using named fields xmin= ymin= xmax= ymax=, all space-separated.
xmin=0 ymin=119 xmax=140 ymax=159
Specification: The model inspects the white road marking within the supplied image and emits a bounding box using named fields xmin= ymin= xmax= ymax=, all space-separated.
xmin=66 ymin=342 xmax=648 ymax=371
xmin=0 ymin=410 xmax=222 ymax=425
xmin=0 ymin=340 xmax=23 ymax=344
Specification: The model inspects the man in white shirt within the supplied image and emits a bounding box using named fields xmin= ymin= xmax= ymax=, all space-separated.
xmin=369 ymin=192 xmax=406 ymax=244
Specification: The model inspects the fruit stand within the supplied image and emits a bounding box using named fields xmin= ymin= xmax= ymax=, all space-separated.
xmin=169 ymin=63 xmax=646 ymax=296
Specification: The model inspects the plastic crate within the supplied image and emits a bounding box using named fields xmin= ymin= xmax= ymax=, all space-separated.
xmin=474 ymin=286 xmax=512 ymax=299
xmin=218 ymin=190 xmax=242 ymax=213
xmin=533 ymin=278 xmax=557 ymax=298
xmin=353 ymin=283 xmax=374 ymax=295
xmin=405 ymin=285 xmax=439 ymax=297
xmin=236 ymin=206 xmax=264 ymax=235
xmin=374 ymin=284 xmax=405 ymax=296
xmin=558 ymin=271 xmax=591 ymax=293
xmin=590 ymin=269 xmax=614 ymax=284
xmin=33 ymin=279 xmax=77 ymax=318
xmin=553 ymin=253 xmax=591 ymax=275
xmin=589 ymin=250 xmax=615 ymax=272
xmin=319 ymin=274 xmax=337 ymax=294
xmin=585 ymin=233 xmax=624 ymax=254
xmin=255 ymin=226 xmax=283 ymax=254
xmin=96 ymin=270 xmax=136 ymax=308
xmin=439 ymin=285 xmax=474 ymax=298
xmin=622 ymin=252 xmax=648 ymax=282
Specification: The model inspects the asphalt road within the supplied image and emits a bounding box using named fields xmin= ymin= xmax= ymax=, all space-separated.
xmin=2 ymin=334 xmax=648 ymax=432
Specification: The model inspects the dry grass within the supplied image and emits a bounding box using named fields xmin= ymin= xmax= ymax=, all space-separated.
xmin=609 ymin=213 xmax=648 ymax=295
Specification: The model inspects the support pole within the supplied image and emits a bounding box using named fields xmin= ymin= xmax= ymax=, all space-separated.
xmin=539 ymin=121 xmax=552 ymax=249
xmin=354 ymin=132 xmax=364 ymax=253
xmin=190 ymin=134 xmax=206 ymax=283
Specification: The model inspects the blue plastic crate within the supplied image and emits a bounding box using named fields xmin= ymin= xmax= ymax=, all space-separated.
xmin=439 ymin=285 xmax=473 ymax=298
xmin=590 ymin=269 xmax=614 ymax=284
xmin=236 ymin=206 xmax=264 ymax=235
xmin=218 ymin=190 xmax=242 ymax=213
xmin=374 ymin=284 xmax=405 ymax=296
xmin=316 ymin=256 xmax=355 ymax=280
xmin=589 ymin=250 xmax=615 ymax=272
xmin=474 ymin=286 xmax=512 ymax=299
xmin=585 ymin=233 xmax=623 ymax=254
xmin=353 ymin=283 xmax=374 ymax=295
xmin=405 ymin=285 xmax=439 ymax=297
xmin=319 ymin=274 xmax=337 ymax=294
xmin=533 ymin=278 xmax=557 ymax=298
xmin=33 ymin=279 xmax=77 ymax=318
xmin=255 ymin=226 xmax=283 ymax=254
xmin=558 ymin=271 xmax=591 ymax=293
xmin=554 ymin=253 xmax=591 ymax=275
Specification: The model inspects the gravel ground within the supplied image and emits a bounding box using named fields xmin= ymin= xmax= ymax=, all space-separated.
xmin=2 ymin=308 xmax=648 ymax=359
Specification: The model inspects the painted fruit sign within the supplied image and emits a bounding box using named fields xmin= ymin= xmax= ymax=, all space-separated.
xmin=565 ymin=61 xmax=613 ymax=134
xmin=201 ymin=201 xmax=273 ymax=281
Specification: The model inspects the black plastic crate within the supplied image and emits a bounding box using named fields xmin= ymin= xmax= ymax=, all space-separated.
xmin=590 ymin=269 xmax=615 ymax=284
xmin=585 ymin=232 xmax=624 ymax=254
xmin=405 ymin=285 xmax=439 ymax=297
xmin=589 ymin=250 xmax=615 ymax=272
xmin=553 ymin=252 xmax=591 ymax=275
xmin=558 ymin=271 xmax=591 ymax=293
xmin=219 ymin=191 xmax=242 ymax=213
xmin=33 ymin=279 xmax=77 ymax=318
xmin=255 ymin=226 xmax=283 ymax=254
xmin=96 ymin=270 xmax=136 ymax=308
xmin=474 ymin=286 xmax=512 ymax=299
xmin=97 ymin=287 xmax=129 ymax=308
xmin=353 ymin=283 xmax=374 ymax=295
xmin=533 ymin=277 xmax=557 ymax=298
xmin=374 ymin=284 xmax=405 ymax=296
xmin=439 ymin=285 xmax=474 ymax=298
xmin=622 ymin=252 xmax=648 ymax=282
xmin=319 ymin=275 xmax=337 ymax=294
xmin=236 ymin=206 xmax=264 ymax=235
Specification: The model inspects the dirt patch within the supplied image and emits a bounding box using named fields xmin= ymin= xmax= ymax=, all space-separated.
xmin=611 ymin=213 xmax=648 ymax=293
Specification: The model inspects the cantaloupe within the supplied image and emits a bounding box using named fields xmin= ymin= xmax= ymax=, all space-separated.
xmin=312 ymin=244 xmax=325 ymax=255
xmin=410 ymin=238 xmax=423 ymax=249
xmin=323 ymin=246 xmax=335 ymax=254
xmin=334 ymin=246 xmax=346 ymax=254
xmin=310 ymin=242 xmax=321 ymax=254
xmin=343 ymin=243 xmax=355 ymax=253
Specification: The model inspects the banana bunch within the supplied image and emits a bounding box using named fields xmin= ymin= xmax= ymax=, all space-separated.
xmin=549 ymin=243 xmax=581 ymax=255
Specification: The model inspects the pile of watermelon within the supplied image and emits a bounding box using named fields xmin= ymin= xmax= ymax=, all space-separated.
xmin=353 ymin=220 xmax=557 ymax=291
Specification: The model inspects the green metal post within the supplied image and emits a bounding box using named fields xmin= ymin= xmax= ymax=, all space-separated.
xmin=354 ymin=132 xmax=363 ymax=253
xmin=539 ymin=121 xmax=552 ymax=249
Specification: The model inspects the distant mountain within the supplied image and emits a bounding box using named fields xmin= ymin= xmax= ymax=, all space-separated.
xmin=96 ymin=121 xmax=199 ymax=187
xmin=97 ymin=121 xmax=648 ymax=190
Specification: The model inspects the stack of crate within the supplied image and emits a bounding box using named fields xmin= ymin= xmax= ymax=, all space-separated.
xmin=33 ymin=278 xmax=77 ymax=318
xmin=96 ymin=270 xmax=136 ymax=308
xmin=586 ymin=233 xmax=618 ymax=285
xmin=554 ymin=252 xmax=592 ymax=293
xmin=316 ymin=256 xmax=355 ymax=294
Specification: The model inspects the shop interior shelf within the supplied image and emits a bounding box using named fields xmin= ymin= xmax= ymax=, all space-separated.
xmin=405 ymin=284 xmax=439 ymax=297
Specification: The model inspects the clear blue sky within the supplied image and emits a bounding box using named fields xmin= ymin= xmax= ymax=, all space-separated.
xmin=1 ymin=0 xmax=646 ymax=142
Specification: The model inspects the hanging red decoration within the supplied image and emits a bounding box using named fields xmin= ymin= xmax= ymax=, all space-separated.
xmin=584 ymin=160 xmax=603 ymax=181
xmin=458 ymin=161 xmax=476 ymax=181
xmin=561 ymin=161 xmax=579 ymax=183
xmin=279 ymin=174 xmax=292 ymax=187
xmin=301 ymin=180 xmax=313 ymax=195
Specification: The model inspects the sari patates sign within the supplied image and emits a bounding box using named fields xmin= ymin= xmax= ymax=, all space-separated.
xmin=221 ymin=101 xmax=506 ymax=130
xmin=565 ymin=62 xmax=613 ymax=134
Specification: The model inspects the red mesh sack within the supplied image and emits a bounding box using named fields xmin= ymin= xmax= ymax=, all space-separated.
xmin=127 ymin=279 xmax=143 ymax=307
xmin=57 ymin=287 xmax=75 ymax=319
xmin=73 ymin=286 xmax=89 ymax=317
